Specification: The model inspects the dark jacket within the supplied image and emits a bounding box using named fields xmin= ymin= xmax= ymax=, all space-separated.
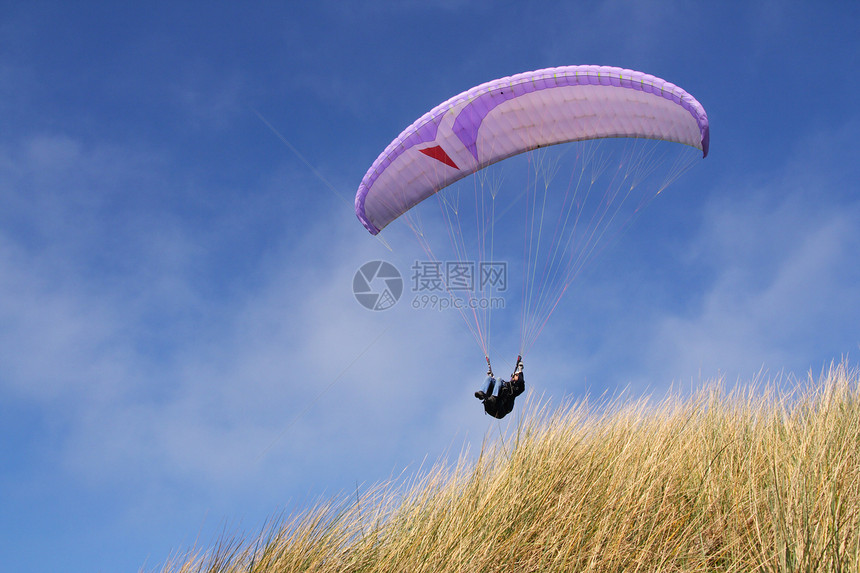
xmin=482 ymin=373 xmax=525 ymax=419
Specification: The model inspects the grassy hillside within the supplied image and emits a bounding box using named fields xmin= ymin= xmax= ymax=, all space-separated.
xmin=164 ymin=363 xmax=860 ymax=572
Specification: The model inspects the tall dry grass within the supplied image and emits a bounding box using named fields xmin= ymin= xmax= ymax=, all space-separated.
xmin=164 ymin=362 xmax=860 ymax=572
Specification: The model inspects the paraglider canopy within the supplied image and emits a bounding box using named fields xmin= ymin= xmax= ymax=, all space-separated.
xmin=356 ymin=65 xmax=709 ymax=236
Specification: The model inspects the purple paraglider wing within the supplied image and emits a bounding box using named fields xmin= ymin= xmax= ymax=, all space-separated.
xmin=355 ymin=65 xmax=709 ymax=235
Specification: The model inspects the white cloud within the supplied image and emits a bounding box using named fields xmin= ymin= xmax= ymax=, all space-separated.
xmin=0 ymin=155 xmax=488 ymax=503
xmin=639 ymin=121 xmax=860 ymax=386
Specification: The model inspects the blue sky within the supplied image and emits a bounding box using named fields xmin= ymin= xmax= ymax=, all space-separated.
xmin=1 ymin=1 xmax=858 ymax=571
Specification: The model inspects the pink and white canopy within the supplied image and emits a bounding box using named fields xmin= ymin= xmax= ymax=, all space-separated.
xmin=355 ymin=65 xmax=709 ymax=235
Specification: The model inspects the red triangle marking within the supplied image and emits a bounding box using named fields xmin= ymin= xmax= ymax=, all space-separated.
xmin=419 ymin=145 xmax=459 ymax=170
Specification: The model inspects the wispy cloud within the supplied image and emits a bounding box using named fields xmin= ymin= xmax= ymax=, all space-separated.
xmin=640 ymin=121 xmax=860 ymax=386
xmin=0 ymin=144 xmax=484 ymax=500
